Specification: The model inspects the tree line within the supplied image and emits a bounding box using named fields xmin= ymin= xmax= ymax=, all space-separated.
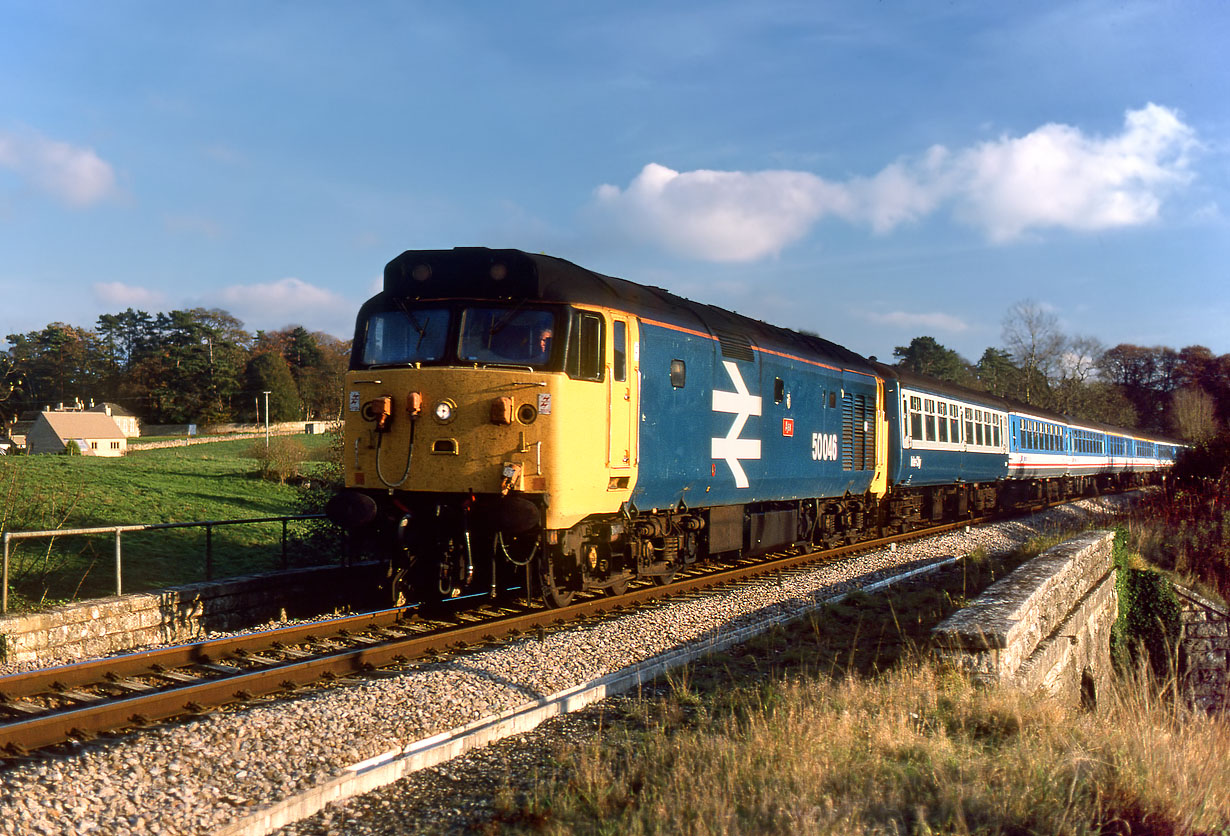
xmin=891 ymin=301 xmax=1228 ymax=442
xmin=3 ymin=299 xmax=1226 ymax=441
xmin=1 ymin=308 xmax=351 ymax=426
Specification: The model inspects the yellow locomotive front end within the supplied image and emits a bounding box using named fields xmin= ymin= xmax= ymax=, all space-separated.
xmin=328 ymin=249 xmax=639 ymax=605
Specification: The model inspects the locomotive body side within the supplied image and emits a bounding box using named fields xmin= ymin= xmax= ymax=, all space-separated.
xmin=632 ymin=316 xmax=883 ymax=514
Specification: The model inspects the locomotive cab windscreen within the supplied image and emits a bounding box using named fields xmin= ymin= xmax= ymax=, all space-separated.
xmin=353 ymin=298 xmax=606 ymax=378
xmin=354 ymin=300 xmax=565 ymax=371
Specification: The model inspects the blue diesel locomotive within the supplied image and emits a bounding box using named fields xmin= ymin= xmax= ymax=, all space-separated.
xmin=327 ymin=248 xmax=1179 ymax=606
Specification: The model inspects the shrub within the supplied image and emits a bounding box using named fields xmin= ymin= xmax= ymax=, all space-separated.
xmin=248 ymin=435 xmax=305 ymax=484
xmin=1172 ymin=430 xmax=1230 ymax=485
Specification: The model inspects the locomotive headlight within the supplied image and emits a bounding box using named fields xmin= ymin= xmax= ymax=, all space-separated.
xmin=433 ymin=399 xmax=456 ymax=424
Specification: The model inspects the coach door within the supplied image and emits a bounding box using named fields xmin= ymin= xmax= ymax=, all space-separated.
xmin=607 ymin=315 xmax=637 ymax=485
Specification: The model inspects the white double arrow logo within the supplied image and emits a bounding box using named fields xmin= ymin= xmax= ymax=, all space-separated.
xmin=712 ymin=360 xmax=761 ymax=488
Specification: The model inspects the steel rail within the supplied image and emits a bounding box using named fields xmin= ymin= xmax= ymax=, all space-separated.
xmin=0 ymin=607 xmax=425 ymax=701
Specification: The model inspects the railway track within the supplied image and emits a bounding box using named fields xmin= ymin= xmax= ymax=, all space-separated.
xmin=0 ymin=500 xmax=1095 ymax=760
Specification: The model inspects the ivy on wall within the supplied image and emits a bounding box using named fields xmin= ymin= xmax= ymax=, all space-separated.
xmin=1111 ymin=526 xmax=1182 ymax=676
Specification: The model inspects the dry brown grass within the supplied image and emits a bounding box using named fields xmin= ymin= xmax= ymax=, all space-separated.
xmin=494 ymin=659 xmax=1229 ymax=835
xmin=488 ymin=535 xmax=1230 ymax=836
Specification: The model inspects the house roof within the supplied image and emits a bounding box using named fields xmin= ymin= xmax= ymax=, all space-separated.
xmin=88 ymin=402 xmax=138 ymax=417
xmin=37 ymin=411 xmax=126 ymax=439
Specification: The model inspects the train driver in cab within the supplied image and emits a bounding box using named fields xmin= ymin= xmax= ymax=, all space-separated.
xmin=530 ymin=326 xmax=553 ymax=364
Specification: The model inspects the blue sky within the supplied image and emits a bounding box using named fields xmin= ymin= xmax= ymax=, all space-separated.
xmin=2 ymin=0 xmax=1227 ymax=364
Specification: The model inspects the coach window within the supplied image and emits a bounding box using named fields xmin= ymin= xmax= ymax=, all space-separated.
xmin=950 ymin=406 xmax=961 ymax=444
xmin=924 ymin=399 xmax=936 ymax=441
xmin=774 ymin=377 xmax=785 ymax=404
xmin=975 ymin=410 xmax=984 ymax=447
xmin=670 ymin=359 xmax=686 ymax=388
xmin=613 ymin=320 xmax=627 ymax=382
xmin=909 ymin=396 xmax=923 ymax=440
xmin=993 ymin=417 xmax=1001 ymax=448
xmin=937 ymin=403 xmax=949 ymax=443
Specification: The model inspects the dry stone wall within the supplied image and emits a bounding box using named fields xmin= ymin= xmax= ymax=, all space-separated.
xmin=1175 ymin=585 xmax=1230 ymax=712
xmin=0 ymin=562 xmax=383 ymax=666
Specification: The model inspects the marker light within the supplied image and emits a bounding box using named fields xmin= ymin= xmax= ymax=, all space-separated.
xmin=433 ymin=399 xmax=456 ymax=423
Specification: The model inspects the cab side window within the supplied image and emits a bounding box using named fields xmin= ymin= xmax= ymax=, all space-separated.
xmin=566 ymin=312 xmax=605 ymax=381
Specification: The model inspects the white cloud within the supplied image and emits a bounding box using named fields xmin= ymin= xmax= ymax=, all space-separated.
xmin=210 ymin=277 xmax=356 ymax=337
xmin=0 ymin=128 xmax=119 ymax=208
xmin=592 ymin=104 xmax=1198 ymax=260
xmin=953 ymin=103 xmax=1196 ymax=241
xmin=93 ymin=282 xmax=167 ymax=308
xmin=593 ymin=163 xmax=842 ymax=261
xmin=867 ymin=310 xmax=970 ymax=333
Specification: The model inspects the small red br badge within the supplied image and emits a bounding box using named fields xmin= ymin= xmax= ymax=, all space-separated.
xmin=782 ymin=418 xmax=794 ymax=437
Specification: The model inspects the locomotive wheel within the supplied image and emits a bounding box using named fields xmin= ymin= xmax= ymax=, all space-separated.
xmin=603 ymin=576 xmax=630 ymax=597
xmin=541 ymin=570 xmax=576 ymax=608
xmin=650 ymin=571 xmax=676 ymax=587
xmin=539 ymin=551 xmax=579 ymax=608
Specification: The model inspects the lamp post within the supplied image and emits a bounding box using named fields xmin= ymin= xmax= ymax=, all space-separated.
xmin=262 ymin=391 xmax=271 ymax=448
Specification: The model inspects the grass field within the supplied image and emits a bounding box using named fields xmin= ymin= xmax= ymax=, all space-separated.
xmin=0 ymin=435 xmax=339 ymax=610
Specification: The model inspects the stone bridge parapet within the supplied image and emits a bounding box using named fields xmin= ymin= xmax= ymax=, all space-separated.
xmin=933 ymin=529 xmax=1117 ymax=708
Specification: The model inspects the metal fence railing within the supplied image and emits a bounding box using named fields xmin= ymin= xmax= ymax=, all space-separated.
xmin=2 ymin=514 xmax=330 ymax=614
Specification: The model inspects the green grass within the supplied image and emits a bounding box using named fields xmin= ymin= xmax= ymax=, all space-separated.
xmin=1 ymin=435 xmax=339 ymax=609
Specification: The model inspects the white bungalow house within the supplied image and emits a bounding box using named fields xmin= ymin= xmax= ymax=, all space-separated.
xmin=26 ymin=411 xmax=128 ymax=456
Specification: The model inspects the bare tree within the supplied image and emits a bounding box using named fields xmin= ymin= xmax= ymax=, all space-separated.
xmin=1053 ymin=334 xmax=1104 ymax=416
xmin=1002 ymin=300 xmax=1065 ymax=406
xmin=1172 ymin=386 xmax=1219 ymax=442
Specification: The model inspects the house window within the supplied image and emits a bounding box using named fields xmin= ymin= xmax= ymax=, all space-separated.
xmin=111 ymin=441 xmax=120 ymax=450
xmin=90 ymin=441 xmax=98 ymax=450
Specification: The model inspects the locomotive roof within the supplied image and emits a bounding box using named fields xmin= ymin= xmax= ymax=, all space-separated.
xmin=382 ymin=248 xmax=876 ymax=376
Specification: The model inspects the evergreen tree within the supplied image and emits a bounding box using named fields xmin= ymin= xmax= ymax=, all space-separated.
xmin=973 ymin=347 xmax=1020 ymax=398
xmin=892 ymin=336 xmax=971 ymax=384
xmin=246 ymin=351 xmax=300 ymax=422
